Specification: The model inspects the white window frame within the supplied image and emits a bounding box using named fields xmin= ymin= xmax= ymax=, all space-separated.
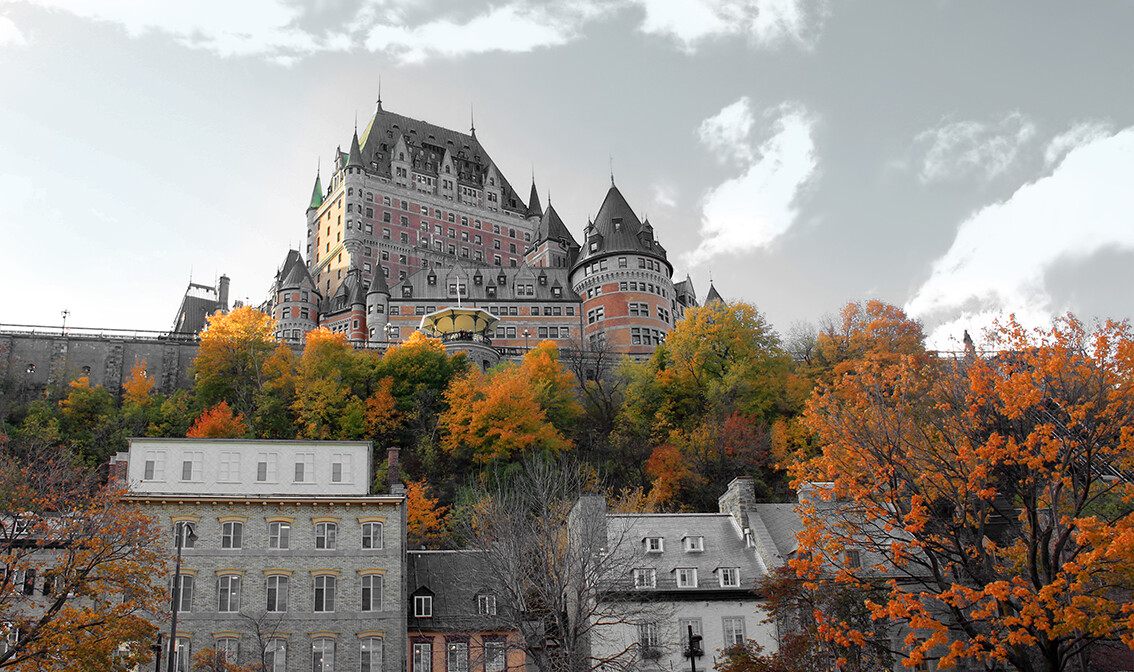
xmin=264 ymin=639 xmax=286 ymax=672
xmin=361 ymin=522 xmax=383 ymax=550
xmin=266 ymin=575 xmax=288 ymax=613
xmin=683 ymin=536 xmax=704 ymax=552
xmin=143 ymin=451 xmax=165 ymax=480
xmin=361 ymin=638 xmax=384 ymax=672
xmin=477 ymin=593 xmax=497 ymax=615
xmin=313 ymin=575 xmax=336 ymax=613
xmin=719 ymin=567 xmax=740 ymax=588
xmin=633 ymin=568 xmax=656 ymax=589
xmin=361 ymin=574 xmax=383 ymax=612
xmin=676 ymin=567 xmax=698 ymax=588
xmin=180 ymin=451 xmax=203 ymax=481
xmin=315 ymin=522 xmax=337 ymax=550
xmin=294 ymin=453 xmax=315 ymax=483
xmin=414 ymin=594 xmax=433 ymax=618
xmin=218 ymin=452 xmax=241 ymax=482
xmin=645 ymin=537 xmax=663 ymax=553
xmin=722 ymin=616 xmax=746 ymax=646
xmin=256 ymin=452 xmax=278 ymax=483
xmin=413 ymin=643 xmax=432 ymax=672
xmin=221 ymin=521 xmax=243 ymax=549
xmin=312 ymin=638 xmax=335 ymax=672
xmin=268 ymin=521 xmax=290 ymax=549
xmin=217 ymin=575 xmax=241 ymax=613
xmin=484 ymin=641 xmax=505 ymax=672
xmin=447 ymin=641 xmax=468 ymax=672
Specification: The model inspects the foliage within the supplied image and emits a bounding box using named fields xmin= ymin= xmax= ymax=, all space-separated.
xmin=791 ymin=315 xmax=1134 ymax=672
xmin=192 ymin=306 xmax=280 ymax=433
xmin=57 ymin=377 xmax=122 ymax=464
xmin=186 ymin=401 xmax=248 ymax=438
xmin=0 ymin=438 xmax=165 ymax=671
xmin=406 ymin=479 xmax=449 ymax=549
xmin=191 ymin=648 xmax=255 ymax=672
xmin=619 ymin=302 xmax=795 ymax=508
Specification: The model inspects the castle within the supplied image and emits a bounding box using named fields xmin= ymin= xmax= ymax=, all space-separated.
xmin=269 ymin=99 xmax=718 ymax=363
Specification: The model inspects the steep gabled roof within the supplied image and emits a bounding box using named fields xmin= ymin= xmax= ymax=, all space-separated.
xmin=347 ymin=129 xmax=363 ymax=168
xmin=277 ymin=250 xmax=317 ymax=292
xmin=705 ymin=283 xmax=724 ymax=306
xmin=308 ymin=173 xmax=324 ymax=210
xmin=367 ymin=268 xmax=390 ymax=295
xmin=357 ymin=106 xmax=525 ymax=214
xmin=535 ymin=204 xmax=578 ymax=249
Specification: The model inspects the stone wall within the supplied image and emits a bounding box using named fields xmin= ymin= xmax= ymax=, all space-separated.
xmin=0 ymin=332 xmax=199 ymax=400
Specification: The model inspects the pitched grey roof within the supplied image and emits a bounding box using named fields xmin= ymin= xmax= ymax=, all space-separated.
xmin=390 ymin=261 xmax=580 ymax=305
xmin=704 ymin=283 xmax=724 ymax=306
xmin=607 ymin=513 xmax=765 ymax=592
xmin=573 ymin=184 xmax=670 ymax=270
xmin=534 ymin=204 xmax=579 ymax=250
xmin=323 ymin=268 xmax=366 ymax=315
xmin=357 ymin=107 xmax=526 ymax=214
xmin=526 ymin=181 xmax=542 ymax=218
xmin=276 ymin=250 xmax=317 ymax=293
xmin=751 ymin=504 xmax=803 ymax=563
xmin=408 ymin=550 xmax=512 ymax=632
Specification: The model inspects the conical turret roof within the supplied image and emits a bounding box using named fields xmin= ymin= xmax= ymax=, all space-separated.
xmin=536 ymin=204 xmax=578 ymax=248
xmin=308 ymin=173 xmax=324 ymax=210
xmin=367 ymin=269 xmax=390 ymax=295
xmin=526 ymin=181 xmax=542 ymax=218
xmin=705 ymin=282 xmax=724 ymax=306
xmin=573 ymin=183 xmax=669 ymax=269
xmin=347 ymin=130 xmax=364 ymax=168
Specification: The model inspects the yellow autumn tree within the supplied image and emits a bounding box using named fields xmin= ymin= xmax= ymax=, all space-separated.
xmin=791 ymin=315 xmax=1134 ymax=672
xmin=192 ymin=306 xmax=279 ymax=433
xmin=406 ymin=479 xmax=449 ymax=549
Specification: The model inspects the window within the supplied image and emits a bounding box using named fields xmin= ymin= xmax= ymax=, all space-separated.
xmin=845 ymin=549 xmax=862 ymax=569
xmin=633 ymin=568 xmax=656 ymax=589
xmin=312 ymin=638 xmax=335 ymax=672
xmin=172 ymin=637 xmax=191 ymax=672
xmin=180 ymin=452 xmax=202 ymax=481
xmin=313 ymin=575 xmax=336 ymax=612
xmin=221 ymin=522 xmax=243 ymax=549
xmin=173 ymin=522 xmax=197 ymax=548
xmin=173 ymin=575 xmax=194 ymax=612
xmin=485 ymin=641 xmax=505 ymax=672
xmin=331 ymin=454 xmax=350 ymax=483
xmin=676 ymin=567 xmax=698 ymax=588
xmin=645 ymin=537 xmax=663 ymax=553
xmin=268 ymin=522 xmax=290 ymax=549
xmin=216 ymin=638 xmax=239 ymax=664
xmin=218 ymin=452 xmax=240 ymax=482
xmin=719 ymin=567 xmax=741 ymax=587
xmin=217 ymin=574 xmax=241 ymax=612
xmin=477 ymin=594 xmax=497 ymax=615
xmin=638 ymin=623 xmax=660 ymax=649
xmin=413 ymin=643 xmax=432 ymax=672
xmin=256 ymin=453 xmax=278 ymax=483
xmin=315 ymin=522 xmax=338 ymax=550
xmin=722 ymin=617 xmax=746 ymax=646
xmin=678 ymin=618 xmax=703 ymax=650
xmin=265 ymin=640 xmax=286 ymax=672
xmin=414 ymin=594 xmax=433 ymax=617
xmin=266 ymin=575 xmax=288 ymax=612
xmin=356 ymin=572 xmax=384 ymax=614
xmin=447 ymin=641 xmax=468 ymax=672
xmin=361 ymin=638 xmax=384 ymax=672
xmin=362 ymin=522 xmax=383 ymax=549
xmin=619 ymin=256 xmax=627 ymax=268
xmin=684 ymin=536 xmax=704 ymax=552
xmin=294 ymin=453 xmax=315 ymax=483
xmin=143 ymin=451 xmax=165 ymax=480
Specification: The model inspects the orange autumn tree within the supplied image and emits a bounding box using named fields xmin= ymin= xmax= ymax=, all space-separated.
xmin=406 ymin=479 xmax=449 ymax=549
xmin=0 ymin=440 xmax=166 ymax=671
xmin=193 ymin=306 xmax=279 ymax=433
xmin=186 ymin=401 xmax=248 ymax=438
xmin=439 ymin=343 xmax=578 ymax=466
xmin=791 ymin=315 xmax=1134 ymax=672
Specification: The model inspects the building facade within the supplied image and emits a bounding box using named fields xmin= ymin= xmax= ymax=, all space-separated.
xmin=115 ymin=438 xmax=407 ymax=672
xmin=270 ymin=102 xmax=705 ymax=358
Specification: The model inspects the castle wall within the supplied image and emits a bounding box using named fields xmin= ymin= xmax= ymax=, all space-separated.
xmin=0 ymin=332 xmax=198 ymax=399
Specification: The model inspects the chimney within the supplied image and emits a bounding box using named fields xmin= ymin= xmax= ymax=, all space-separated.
xmin=387 ymin=447 xmax=403 ymax=494
xmin=718 ymin=476 xmax=756 ymax=530
xmin=108 ymin=452 xmax=129 ymax=486
xmin=218 ymin=275 xmax=231 ymax=311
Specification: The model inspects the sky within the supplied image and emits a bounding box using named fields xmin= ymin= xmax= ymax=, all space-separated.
xmin=1 ymin=0 xmax=1132 ymax=349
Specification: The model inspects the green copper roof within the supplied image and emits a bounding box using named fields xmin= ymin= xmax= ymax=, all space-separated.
xmin=309 ymin=173 xmax=324 ymax=210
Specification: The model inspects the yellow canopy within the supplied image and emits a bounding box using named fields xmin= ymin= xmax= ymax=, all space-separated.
xmin=418 ymin=306 xmax=500 ymax=336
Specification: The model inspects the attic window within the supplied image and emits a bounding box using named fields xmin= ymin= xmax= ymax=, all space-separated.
xmin=402 ymin=286 xmax=413 ymax=298
xmin=486 ymin=286 xmax=496 ymax=298
xmin=683 ymin=536 xmax=704 ymax=552
xmin=473 ymin=275 xmax=483 ymax=286
xmin=414 ymin=595 xmax=432 ymax=618
xmin=497 ymin=274 xmax=506 ymax=286
xmin=427 ymin=273 xmax=437 ymax=286
xmin=645 ymin=537 xmax=663 ymax=553
xmin=539 ymin=275 xmax=547 ymax=286
xmin=590 ymin=242 xmax=598 ymax=252
xmin=612 ymin=216 xmax=623 ymax=230
xmin=552 ymin=287 xmax=561 ymax=298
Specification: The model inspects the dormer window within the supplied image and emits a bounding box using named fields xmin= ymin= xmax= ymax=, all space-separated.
xmin=683 ymin=536 xmax=704 ymax=552
xmin=473 ymin=275 xmax=483 ymax=286
xmin=414 ymin=594 xmax=433 ymax=618
xmin=539 ymin=275 xmax=547 ymax=286
xmin=552 ymin=287 xmax=562 ymax=298
xmin=645 ymin=537 xmax=663 ymax=553
xmin=402 ymin=286 xmax=413 ymax=298
xmin=497 ymin=274 xmax=507 ymax=286
xmin=676 ymin=567 xmax=698 ymax=588
xmin=427 ymin=274 xmax=437 ymax=286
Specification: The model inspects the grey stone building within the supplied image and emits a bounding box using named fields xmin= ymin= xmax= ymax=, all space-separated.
xmin=114 ymin=438 xmax=406 ymax=672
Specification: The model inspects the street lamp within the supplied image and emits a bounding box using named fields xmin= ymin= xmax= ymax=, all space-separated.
xmin=522 ymin=329 xmax=531 ymax=352
xmin=60 ymin=309 xmax=69 ymax=336
xmin=168 ymin=522 xmax=197 ymax=672
xmin=384 ymin=323 xmax=395 ymax=345
xmin=683 ymin=625 xmax=703 ymax=672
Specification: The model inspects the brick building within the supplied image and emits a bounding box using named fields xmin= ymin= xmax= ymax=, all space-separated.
xmin=114 ymin=438 xmax=407 ymax=672
xmin=269 ymin=100 xmax=707 ymax=359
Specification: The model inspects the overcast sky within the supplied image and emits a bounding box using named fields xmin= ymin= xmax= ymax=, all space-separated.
xmin=1 ymin=0 xmax=1132 ymax=348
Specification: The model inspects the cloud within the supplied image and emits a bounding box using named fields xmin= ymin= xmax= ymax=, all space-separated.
xmin=915 ymin=112 xmax=1036 ymax=183
xmin=633 ymin=0 xmax=829 ymax=49
xmin=364 ymin=4 xmax=584 ymax=63
xmin=1044 ymin=120 xmax=1112 ymax=167
xmin=683 ymin=99 xmax=817 ymax=267
xmin=0 ymin=15 xmax=27 ymax=46
xmin=905 ymin=125 xmax=1134 ymax=348
xmin=651 ymin=183 xmax=677 ymax=209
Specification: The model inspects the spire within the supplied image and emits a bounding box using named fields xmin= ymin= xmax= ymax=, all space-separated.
xmin=347 ymin=128 xmax=363 ymax=168
xmin=526 ymin=179 xmax=543 ymax=218
xmin=705 ymin=282 xmax=723 ymax=306
xmin=376 ymin=76 xmax=383 ymax=111
xmin=308 ymin=167 xmax=324 ymax=210
xmin=470 ymin=104 xmax=476 ymax=138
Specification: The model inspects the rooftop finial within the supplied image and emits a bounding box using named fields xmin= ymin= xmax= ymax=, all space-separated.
xmin=377 ymin=76 xmax=383 ymax=111
xmin=609 ymin=155 xmax=615 ymax=185
xmin=470 ymin=104 xmax=476 ymax=137
xmin=354 ymin=110 xmax=358 ymax=132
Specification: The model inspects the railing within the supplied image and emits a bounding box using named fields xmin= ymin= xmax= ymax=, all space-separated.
xmin=0 ymin=323 xmax=199 ymax=343
xmin=439 ymin=332 xmax=493 ymax=346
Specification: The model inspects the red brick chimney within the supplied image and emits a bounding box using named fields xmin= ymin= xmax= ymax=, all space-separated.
xmin=387 ymin=447 xmax=401 ymax=493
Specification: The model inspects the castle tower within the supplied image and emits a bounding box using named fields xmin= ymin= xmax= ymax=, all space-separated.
xmin=569 ymin=183 xmax=676 ymax=357
xmin=524 ymin=197 xmax=579 ymax=270
xmin=365 ymin=270 xmax=391 ymax=346
xmin=272 ymin=250 xmax=320 ymax=344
